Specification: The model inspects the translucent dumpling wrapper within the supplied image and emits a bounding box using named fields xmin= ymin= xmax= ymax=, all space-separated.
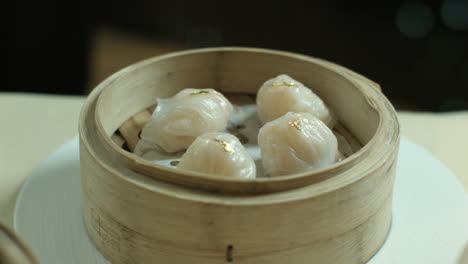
xmin=256 ymin=74 xmax=336 ymax=128
xmin=139 ymin=88 xmax=233 ymax=153
xmin=177 ymin=133 xmax=256 ymax=179
xmin=258 ymin=112 xmax=339 ymax=177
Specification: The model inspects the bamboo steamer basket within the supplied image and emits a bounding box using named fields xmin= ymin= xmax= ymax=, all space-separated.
xmin=79 ymin=47 xmax=400 ymax=264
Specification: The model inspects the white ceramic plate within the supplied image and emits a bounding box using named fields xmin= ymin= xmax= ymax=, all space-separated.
xmin=14 ymin=137 xmax=468 ymax=264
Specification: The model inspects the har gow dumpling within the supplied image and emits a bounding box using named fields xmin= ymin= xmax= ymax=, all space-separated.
xmin=140 ymin=88 xmax=233 ymax=153
xmin=177 ymin=133 xmax=256 ymax=179
xmin=256 ymin=74 xmax=336 ymax=127
xmin=258 ymin=112 xmax=338 ymax=177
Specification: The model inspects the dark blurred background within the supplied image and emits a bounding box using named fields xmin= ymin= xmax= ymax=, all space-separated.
xmin=10 ymin=0 xmax=468 ymax=111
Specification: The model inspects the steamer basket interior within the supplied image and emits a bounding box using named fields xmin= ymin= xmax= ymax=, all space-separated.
xmin=93 ymin=48 xmax=391 ymax=194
